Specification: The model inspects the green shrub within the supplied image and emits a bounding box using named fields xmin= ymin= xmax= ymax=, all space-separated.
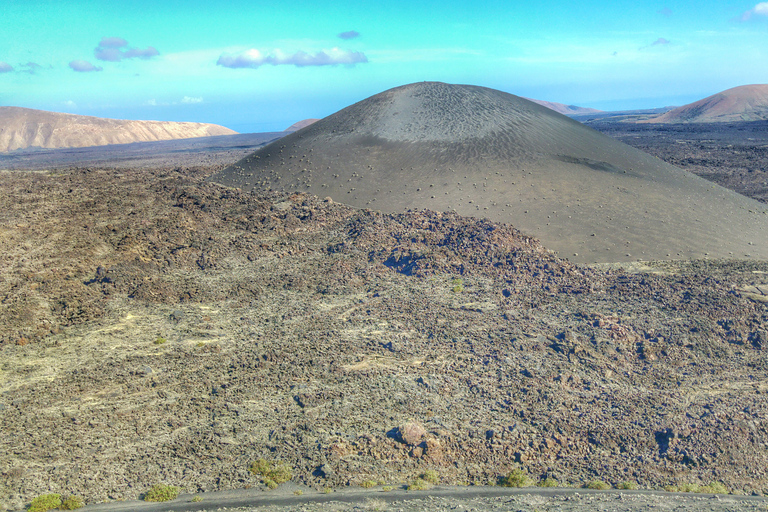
xmin=701 ymin=482 xmax=728 ymax=494
xmin=249 ymin=458 xmax=292 ymax=488
xmin=381 ymin=485 xmax=393 ymax=492
xmin=60 ymin=496 xmax=84 ymax=510
xmin=28 ymin=494 xmax=62 ymax=512
xmin=361 ymin=480 xmax=377 ymax=489
xmin=191 ymin=495 xmax=203 ymax=502
xmin=585 ymin=480 xmax=611 ymax=490
xmin=616 ymin=481 xmax=638 ymax=490
xmin=679 ymin=483 xmax=701 ymax=493
xmin=407 ymin=478 xmax=432 ymax=491
xmin=143 ymin=484 xmax=180 ymax=502
xmin=500 ymin=468 xmax=531 ymax=487
xmin=153 ymin=336 xmax=167 ymax=345
xmin=421 ymin=470 xmax=439 ymax=485
xmin=539 ymin=477 xmax=559 ymax=487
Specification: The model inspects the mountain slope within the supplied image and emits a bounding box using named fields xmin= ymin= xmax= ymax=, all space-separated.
xmin=643 ymin=85 xmax=768 ymax=123
xmin=209 ymin=81 xmax=768 ymax=263
xmin=0 ymin=107 xmax=237 ymax=152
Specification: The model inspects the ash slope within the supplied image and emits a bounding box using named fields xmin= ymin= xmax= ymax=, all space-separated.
xmin=0 ymin=107 xmax=237 ymax=152
xmin=644 ymin=84 xmax=768 ymax=124
xmin=209 ymin=82 xmax=768 ymax=264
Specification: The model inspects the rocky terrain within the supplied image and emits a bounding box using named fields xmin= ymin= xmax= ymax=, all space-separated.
xmin=0 ymin=107 xmax=236 ymax=153
xmin=1 ymin=162 xmax=768 ymax=511
xmin=590 ymin=120 xmax=768 ymax=204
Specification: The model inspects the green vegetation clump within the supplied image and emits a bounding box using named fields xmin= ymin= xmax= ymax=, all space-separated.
xmin=666 ymin=482 xmax=728 ymax=494
xmin=421 ymin=470 xmax=439 ymax=485
xmin=250 ymin=458 xmax=292 ymax=489
xmin=500 ymin=468 xmax=531 ymax=487
xmin=381 ymin=485 xmax=393 ymax=492
xmin=28 ymin=494 xmax=62 ymax=512
xmin=585 ymin=480 xmax=611 ymax=490
xmin=60 ymin=496 xmax=84 ymax=510
xmin=616 ymin=481 xmax=638 ymax=490
xmin=702 ymin=482 xmax=728 ymax=494
xmin=407 ymin=478 xmax=432 ymax=491
xmin=153 ymin=336 xmax=167 ymax=345
xmin=451 ymin=278 xmax=464 ymax=293
xmin=361 ymin=480 xmax=377 ymax=489
xmin=191 ymin=496 xmax=203 ymax=503
xmin=539 ymin=477 xmax=559 ymax=487
xmin=143 ymin=484 xmax=180 ymax=502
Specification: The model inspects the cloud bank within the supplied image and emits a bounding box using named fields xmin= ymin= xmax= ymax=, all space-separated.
xmin=217 ymin=48 xmax=368 ymax=69
xmin=738 ymin=2 xmax=768 ymax=21
xmin=0 ymin=62 xmax=13 ymax=73
xmin=651 ymin=38 xmax=671 ymax=46
xmin=94 ymin=37 xmax=159 ymax=62
xmin=69 ymin=60 xmax=103 ymax=72
xmin=338 ymin=30 xmax=360 ymax=40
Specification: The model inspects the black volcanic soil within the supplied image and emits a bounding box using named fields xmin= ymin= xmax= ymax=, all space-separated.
xmin=209 ymin=82 xmax=768 ymax=264
xmin=2 ymin=164 xmax=768 ymax=511
xmin=589 ymin=120 xmax=768 ymax=204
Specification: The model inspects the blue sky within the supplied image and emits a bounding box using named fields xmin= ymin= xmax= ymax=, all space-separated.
xmin=2 ymin=0 xmax=768 ymax=132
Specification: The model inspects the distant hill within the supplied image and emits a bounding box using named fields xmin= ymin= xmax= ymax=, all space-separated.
xmin=0 ymin=107 xmax=237 ymax=152
xmin=284 ymin=118 xmax=320 ymax=132
xmin=525 ymin=98 xmax=602 ymax=116
xmin=642 ymin=84 xmax=768 ymax=123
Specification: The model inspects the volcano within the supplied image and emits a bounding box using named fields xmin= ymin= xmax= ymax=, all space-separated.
xmin=644 ymin=84 xmax=768 ymax=123
xmin=209 ymin=82 xmax=768 ymax=263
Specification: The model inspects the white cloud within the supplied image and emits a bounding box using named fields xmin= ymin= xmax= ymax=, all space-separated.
xmin=738 ymin=2 xmax=768 ymax=21
xmin=94 ymin=37 xmax=159 ymax=62
xmin=217 ymin=47 xmax=368 ymax=69
xmin=181 ymin=96 xmax=203 ymax=104
xmin=69 ymin=60 xmax=103 ymax=72
xmin=338 ymin=30 xmax=360 ymax=40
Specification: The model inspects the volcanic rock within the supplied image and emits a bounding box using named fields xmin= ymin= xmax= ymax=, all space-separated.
xmin=644 ymin=84 xmax=768 ymax=123
xmin=0 ymin=107 xmax=237 ymax=152
xmin=209 ymin=82 xmax=768 ymax=263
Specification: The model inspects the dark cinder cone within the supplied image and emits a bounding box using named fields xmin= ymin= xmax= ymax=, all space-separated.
xmin=209 ymin=82 xmax=768 ymax=263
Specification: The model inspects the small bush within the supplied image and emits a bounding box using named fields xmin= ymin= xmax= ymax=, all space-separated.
xmin=28 ymin=494 xmax=62 ymax=512
xmin=293 ymin=490 xmax=303 ymax=496
xmin=381 ymin=485 xmax=393 ymax=492
xmin=60 ymin=496 xmax=84 ymax=510
xmin=250 ymin=458 xmax=292 ymax=489
xmin=539 ymin=477 xmax=559 ymax=487
xmin=191 ymin=496 xmax=203 ymax=503
xmin=679 ymin=483 xmax=701 ymax=493
xmin=407 ymin=478 xmax=432 ymax=491
xmin=500 ymin=468 xmax=531 ymax=487
xmin=702 ymin=482 xmax=728 ymax=494
xmin=585 ymin=480 xmax=611 ymax=490
xmin=322 ymin=487 xmax=333 ymax=494
xmin=143 ymin=484 xmax=180 ymax=502
xmin=421 ymin=470 xmax=439 ymax=485
xmin=616 ymin=481 xmax=638 ymax=490
xmin=154 ymin=336 xmax=167 ymax=345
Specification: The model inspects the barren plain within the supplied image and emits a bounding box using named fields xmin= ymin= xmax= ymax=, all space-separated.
xmin=1 ymin=109 xmax=768 ymax=511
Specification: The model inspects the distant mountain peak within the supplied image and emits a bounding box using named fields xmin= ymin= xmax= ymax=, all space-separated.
xmin=642 ymin=84 xmax=768 ymax=123
xmin=0 ymin=107 xmax=237 ymax=152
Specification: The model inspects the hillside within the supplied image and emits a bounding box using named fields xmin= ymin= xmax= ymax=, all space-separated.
xmin=0 ymin=107 xmax=237 ymax=152
xmin=643 ymin=85 xmax=768 ymax=123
